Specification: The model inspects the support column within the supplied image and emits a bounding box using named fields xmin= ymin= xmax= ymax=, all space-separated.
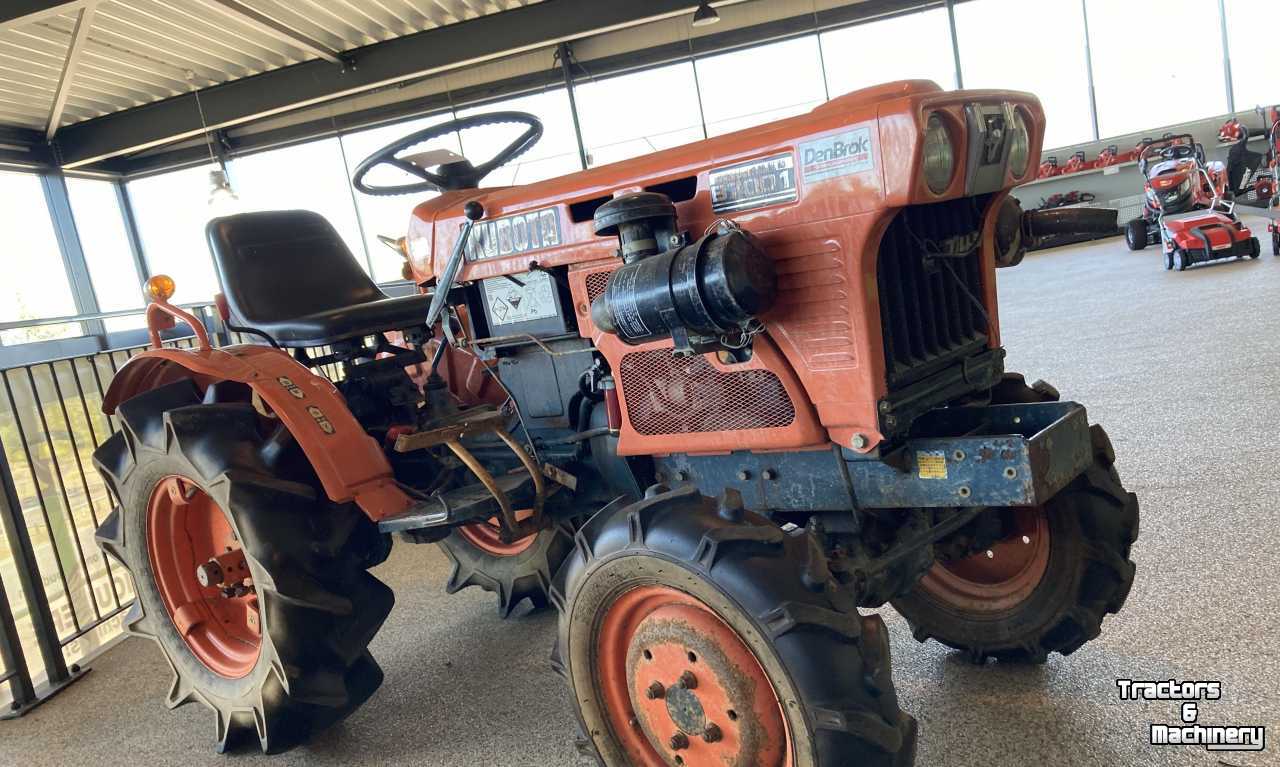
xmin=557 ymin=43 xmax=590 ymax=170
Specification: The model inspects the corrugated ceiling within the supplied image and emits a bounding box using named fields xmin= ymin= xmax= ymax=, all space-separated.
xmin=0 ymin=0 xmax=542 ymax=138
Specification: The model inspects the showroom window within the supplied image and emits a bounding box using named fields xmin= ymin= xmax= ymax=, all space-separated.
xmin=340 ymin=111 xmax=462 ymax=283
xmin=0 ymin=171 xmax=82 ymax=345
xmin=65 ymin=178 xmax=146 ymax=332
xmin=574 ymin=62 xmax=705 ymax=167
xmin=126 ymin=164 xmax=223 ymax=303
xmin=1086 ymin=0 xmax=1227 ymax=139
xmin=1222 ymin=0 xmax=1278 ymax=113
xmin=229 ymin=137 xmax=369 ymax=271
xmin=822 ymin=9 xmax=957 ymax=99
xmin=457 ymin=88 xmax=584 ymax=185
xmin=695 ymin=36 xmax=828 ymax=137
xmin=955 ymin=0 xmax=1095 ymax=149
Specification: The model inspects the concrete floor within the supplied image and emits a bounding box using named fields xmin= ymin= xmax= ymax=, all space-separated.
xmin=3 ymin=221 xmax=1279 ymax=766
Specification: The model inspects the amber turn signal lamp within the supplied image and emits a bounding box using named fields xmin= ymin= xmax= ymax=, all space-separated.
xmin=145 ymin=274 xmax=176 ymax=302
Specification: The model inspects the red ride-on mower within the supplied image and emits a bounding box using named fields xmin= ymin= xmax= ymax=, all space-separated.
xmin=1258 ymin=108 xmax=1280 ymax=254
xmin=1061 ymin=150 xmax=1089 ymax=174
xmin=1037 ymin=155 xmax=1059 ymax=178
xmin=1125 ymin=134 xmax=1260 ymax=268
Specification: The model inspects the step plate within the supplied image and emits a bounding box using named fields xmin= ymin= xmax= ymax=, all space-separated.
xmin=378 ymin=473 xmax=535 ymax=534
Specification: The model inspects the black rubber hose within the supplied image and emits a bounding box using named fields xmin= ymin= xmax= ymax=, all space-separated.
xmin=1023 ymin=207 xmax=1119 ymax=247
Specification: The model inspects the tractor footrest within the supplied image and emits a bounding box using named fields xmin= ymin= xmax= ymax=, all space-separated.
xmin=377 ymin=473 xmax=536 ymax=534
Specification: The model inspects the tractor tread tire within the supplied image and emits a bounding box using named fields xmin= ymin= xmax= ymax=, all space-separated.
xmin=1125 ymin=218 xmax=1147 ymax=251
xmin=891 ymin=379 xmax=1138 ymax=665
xmin=554 ymin=487 xmax=917 ymax=766
xmin=437 ymin=521 xmax=575 ymax=618
xmin=93 ymin=380 xmax=393 ymax=754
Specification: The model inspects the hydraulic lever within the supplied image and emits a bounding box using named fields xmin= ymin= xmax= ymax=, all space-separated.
xmin=424 ymin=200 xmax=483 ymax=376
xmin=424 ymin=200 xmax=484 ymax=330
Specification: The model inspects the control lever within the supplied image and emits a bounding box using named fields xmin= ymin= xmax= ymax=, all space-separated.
xmin=424 ymin=200 xmax=484 ymax=330
xmin=423 ymin=200 xmax=482 ymax=379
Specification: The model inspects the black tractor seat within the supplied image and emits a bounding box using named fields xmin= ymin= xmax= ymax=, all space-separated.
xmin=207 ymin=210 xmax=431 ymax=348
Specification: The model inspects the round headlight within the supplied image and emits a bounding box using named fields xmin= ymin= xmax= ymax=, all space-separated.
xmin=1009 ymin=110 xmax=1031 ymax=179
xmin=923 ymin=113 xmax=955 ymax=194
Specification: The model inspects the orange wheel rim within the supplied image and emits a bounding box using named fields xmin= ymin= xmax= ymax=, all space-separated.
xmin=457 ymin=509 xmax=537 ymax=556
xmin=595 ymin=585 xmax=792 ymax=767
xmin=918 ymin=506 xmax=1050 ymax=613
xmin=146 ymin=475 xmax=261 ymax=679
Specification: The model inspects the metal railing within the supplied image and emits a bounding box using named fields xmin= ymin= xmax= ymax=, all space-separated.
xmin=0 ymin=303 xmax=356 ymax=716
xmin=0 ymin=313 xmax=225 ymax=716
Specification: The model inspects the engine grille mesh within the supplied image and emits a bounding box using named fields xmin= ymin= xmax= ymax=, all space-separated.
xmin=877 ymin=196 xmax=990 ymax=390
xmin=585 ymin=270 xmax=613 ymax=304
xmin=618 ymin=349 xmax=795 ymax=435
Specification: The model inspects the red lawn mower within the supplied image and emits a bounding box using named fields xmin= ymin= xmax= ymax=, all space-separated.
xmin=1125 ymin=134 xmax=1260 ymax=269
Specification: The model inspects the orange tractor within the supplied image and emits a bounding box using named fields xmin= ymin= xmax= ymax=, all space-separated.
xmin=93 ymin=80 xmax=1138 ymax=765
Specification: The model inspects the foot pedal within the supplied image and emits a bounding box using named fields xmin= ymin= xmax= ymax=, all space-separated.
xmin=377 ymin=473 xmax=536 ymax=534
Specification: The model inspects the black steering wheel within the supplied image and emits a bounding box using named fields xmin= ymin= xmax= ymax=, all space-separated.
xmin=352 ymin=111 xmax=543 ymax=196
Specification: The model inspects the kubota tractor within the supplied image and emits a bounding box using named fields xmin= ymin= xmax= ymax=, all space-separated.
xmin=93 ymin=80 xmax=1138 ymax=765
xmin=1125 ymin=133 xmax=1260 ymax=268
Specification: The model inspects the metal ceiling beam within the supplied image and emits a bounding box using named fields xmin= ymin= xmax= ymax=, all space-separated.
xmin=51 ymin=0 xmax=727 ymax=168
xmin=204 ymin=0 xmax=343 ymax=64
xmin=46 ymin=1 xmax=97 ymax=139
xmin=1 ymin=1 xmax=84 ymax=29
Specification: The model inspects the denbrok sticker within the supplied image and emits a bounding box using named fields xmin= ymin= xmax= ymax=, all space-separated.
xmin=799 ymin=125 xmax=875 ymax=182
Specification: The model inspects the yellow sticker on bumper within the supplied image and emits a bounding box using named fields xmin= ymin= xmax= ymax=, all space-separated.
xmin=917 ymin=450 xmax=948 ymax=479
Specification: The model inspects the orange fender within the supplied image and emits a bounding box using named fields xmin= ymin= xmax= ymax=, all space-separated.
xmin=103 ymin=343 xmax=413 ymax=522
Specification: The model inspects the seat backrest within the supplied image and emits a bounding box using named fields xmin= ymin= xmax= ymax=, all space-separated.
xmin=207 ymin=210 xmax=385 ymax=327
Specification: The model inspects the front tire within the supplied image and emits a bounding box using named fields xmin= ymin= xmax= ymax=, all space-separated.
xmin=891 ymin=406 xmax=1138 ymax=664
xmin=94 ymin=380 xmax=393 ymax=752
xmin=555 ymin=487 xmax=916 ymax=766
xmin=1271 ymin=230 xmax=1279 ymax=255
xmin=1248 ymin=236 xmax=1260 ymax=259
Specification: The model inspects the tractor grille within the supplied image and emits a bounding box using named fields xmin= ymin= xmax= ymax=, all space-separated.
xmin=877 ymin=196 xmax=991 ymax=390
xmin=585 ymin=270 xmax=613 ymax=304
xmin=618 ymin=349 xmax=795 ymax=435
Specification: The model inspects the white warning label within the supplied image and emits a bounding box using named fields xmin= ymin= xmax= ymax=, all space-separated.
xmin=481 ymin=270 xmax=558 ymax=326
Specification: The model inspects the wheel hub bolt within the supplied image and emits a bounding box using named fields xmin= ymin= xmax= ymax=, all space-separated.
xmin=703 ymin=723 xmax=722 ymax=743
xmin=677 ymin=670 xmax=697 ymax=690
xmin=669 ymin=733 xmax=689 ymax=751
xmin=646 ymin=681 xmax=665 ymax=700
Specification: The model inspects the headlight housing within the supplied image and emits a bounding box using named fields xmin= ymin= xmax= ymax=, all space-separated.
xmin=1008 ymin=110 xmax=1030 ymax=179
xmin=922 ymin=113 xmax=955 ymax=194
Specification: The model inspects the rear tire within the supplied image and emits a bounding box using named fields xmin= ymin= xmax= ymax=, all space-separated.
xmin=1271 ymin=230 xmax=1279 ymax=255
xmin=555 ymin=487 xmax=916 ymax=766
xmin=94 ymin=380 xmax=393 ymax=753
xmin=1248 ymin=236 xmax=1260 ymax=259
xmin=1174 ymin=248 xmax=1188 ymax=270
xmin=1125 ymin=218 xmax=1147 ymax=251
xmin=1163 ymin=250 xmax=1174 ymax=270
xmin=890 ymin=377 xmax=1138 ymax=665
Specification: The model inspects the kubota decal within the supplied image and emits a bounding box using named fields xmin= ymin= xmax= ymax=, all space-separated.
xmin=799 ymin=126 xmax=875 ymax=182
xmin=709 ymin=153 xmax=797 ymax=213
xmin=465 ymin=207 xmax=561 ymax=262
